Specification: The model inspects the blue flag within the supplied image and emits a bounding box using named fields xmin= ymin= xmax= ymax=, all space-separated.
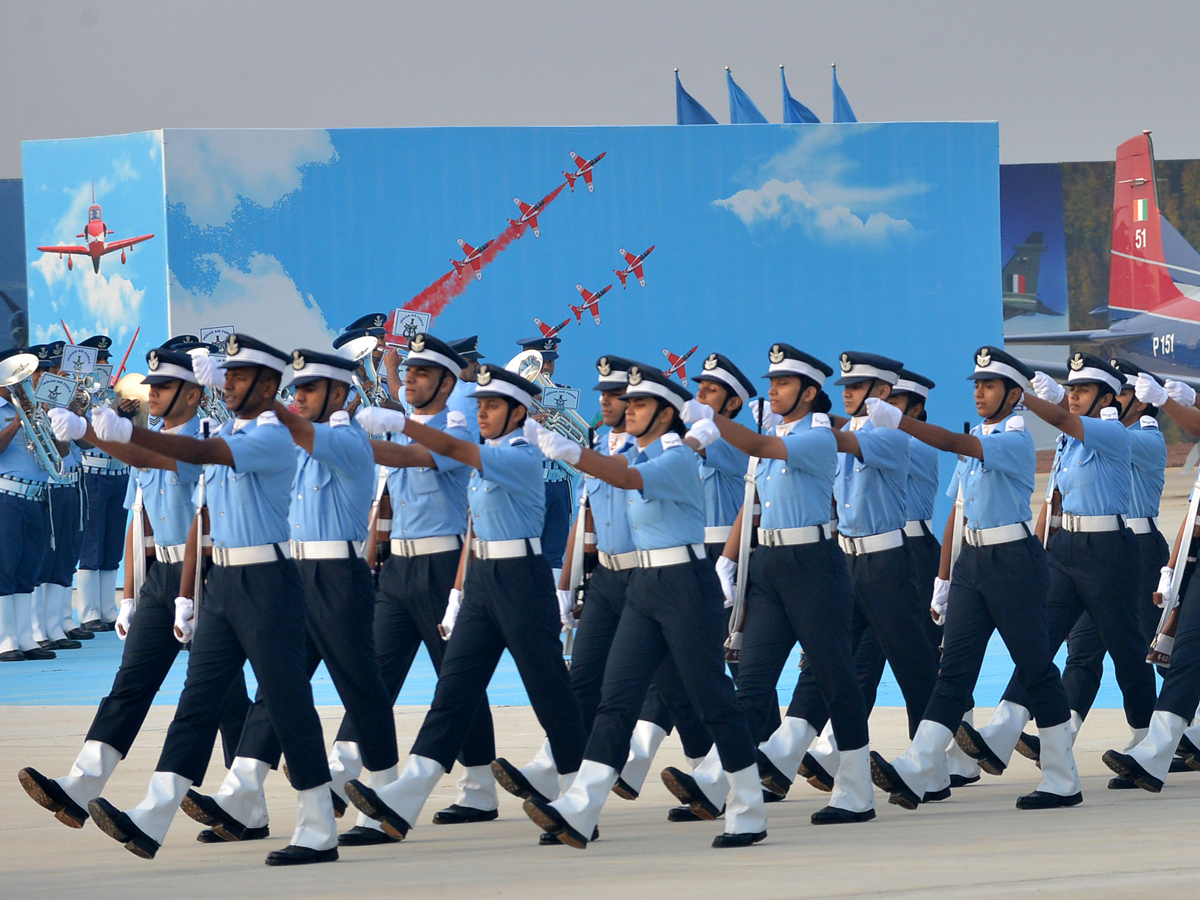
xmin=780 ymin=66 xmax=820 ymax=124
xmin=726 ymin=69 xmax=768 ymax=124
xmin=832 ymin=65 xmax=857 ymax=123
xmin=675 ymin=71 xmax=718 ymax=125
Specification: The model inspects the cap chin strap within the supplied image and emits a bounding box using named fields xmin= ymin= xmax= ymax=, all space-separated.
xmin=160 ymin=381 xmax=184 ymax=420
xmin=316 ymin=379 xmax=333 ymax=422
xmin=850 ymin=378 xmax=878 ymax=417
xmin=414 ymin=370 xmax=450 ymax=413
xmin=232 ymin=366 xmax=265 ymax=416
xmin=630 ymin=399 xmax=669 ymax=439
xmin=1081 ymin=387 xmax=1111 ymax=419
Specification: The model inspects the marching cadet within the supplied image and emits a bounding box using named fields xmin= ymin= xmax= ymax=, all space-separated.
xmin=523 ymin=363 xmax=768 ymax=849
xmin=0 ymin=348 xmax=54 ymax=661
xmin=331 ymin=334 xmax=499 ymax=846
xmin=180 ymin=348 xmax=402 ymax=846
xmin=84 ymin=334 xmax=341 ymax=866
xmin=678 ymin=343 xmax=877 ymax=825
xmin=867 ymin=346 xmax=1082 ymax=811
xmin=341 ymin=362 xmax=586 ymax=844
xmin=20 ymin=346 xmax=252 ymax=829
xmin=447 ymin=335 xmax=483 ymax=441
xmin=963 ymin=352 xmax=1157 ymax=776
xmin=75 ymin=334 xmax=129 ymax=632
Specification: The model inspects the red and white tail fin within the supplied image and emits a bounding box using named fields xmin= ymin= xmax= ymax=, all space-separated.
xmin=563 ymin=171 xmax=576 ymax=191
xmin=569 ymin=304 xmax=584 ymax=324
xmin=614 ymin=269 xmax=628 ymax=288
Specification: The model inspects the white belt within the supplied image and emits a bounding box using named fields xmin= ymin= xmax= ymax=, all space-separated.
xmin=290 ymin=540 xmax=363 ymax=560
xmin=758 ymin=523 xmax=831 ymax=547
xmin=1061 ymin=513 xmax=1122 ymax=533
xmin=964 ymin=521 xmax=1033 ymax=548
xmin=903 ymin=519 xmax=933 ymax=538
xmin=82 ymin=454 xmax=128 ymax=473
xmin=635 ymin=543 xmax=705 ymax=568
xmin=155 ymin=543 xmax=188 ymax=564
xmin=390 ymin=535 xmax=462 ymax=557
xmin=1126 ymin=517 xmax=1156 ymax=535
xmin=704 ymin=526 xmax=732 ymax=545
xmin=471 ymin=537 xmax=542 ymax=559
xmin=838 ymin=529 xmax=904 ymax=556
xmin=211 ymin=542 xmax=290 ymax=567
xmin=597 ymin=549 xmax=639 ymax=571
xmin=0 ymin=475 xmax=46 ymax=500
xmin=375 ymin=518 xmax=392 ymax=531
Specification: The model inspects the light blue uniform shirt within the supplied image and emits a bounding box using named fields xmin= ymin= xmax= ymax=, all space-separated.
xmin=1128 ymin=417 xmax=1166 ymax=519
xmin=582 ymin=429 xmax=636 ymax=555
xmin=627 ymin=435 xmax=706 ymax=551
xmin=125 ymin=416 xmax=204 ymax=547
xmin=946 ymin=414 xmax=1035 ymax=530
xmin=447 ymin=379 xmax=480 ymax=442
xmin=700 ymin=438 xmax=749 ymax=529
xmin=906 ymin=438 xmax=939 ymax=522
xmin=757 ymin=414 xmax=838 ymax=530
xmin=833 ymin=418 xmax=910 ymax=538
xmin=202 ymin=414 xmax=295 ymax=549
xmin=1051 ymin=413 xmax=1132 ymax=516
xmin=290 ymin=418 xmax=375 ymax=542
xmin=387 ymin=409 xmax=471 ymax=539
xmin=469 ymin=432 xmax=545 ymax=541
xmin=0 ymin=397 xmax=50 ymax=483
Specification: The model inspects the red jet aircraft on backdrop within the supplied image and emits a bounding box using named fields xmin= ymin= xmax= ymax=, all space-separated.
xmin=534 ymin=316 xmax=571 ymax=339
xmin=662 ymin=345 xmax=698 ymax=385
xmin=451 ymin=238 xmax=493 ymax=280
xmin=614 ymin=245 xmax=655 ymax=288
xmin=570 ymin=283 xmax=613 ymax=325
xmin=509 ymin=197 xmax=546 ymax=237
xmin=563 ymin=151 xmax=606 ymax=193
xmin=37 ymin=186 xmax=154 ymax=274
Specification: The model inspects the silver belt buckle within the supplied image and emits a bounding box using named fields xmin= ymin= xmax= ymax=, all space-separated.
xmin=394 ymin=539 xmax=414 ymax=557
xmin=213 ymin=546 xmax=228 ymax=566
xmin=636 ymin=549 xmax=652 ymax=567
xmin=474 ymin=540 xmax=490 ymax=561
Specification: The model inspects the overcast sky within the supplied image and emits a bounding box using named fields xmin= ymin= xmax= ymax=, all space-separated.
xmin=3 ymin=0 xmax=1199 ymax=179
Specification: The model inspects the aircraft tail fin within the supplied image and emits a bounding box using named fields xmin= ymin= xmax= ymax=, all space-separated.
xmin=563 ymin=172 xmax=576 ymax=191
xmin=614 ymin=269 xmax=628 ymax=288
xmin=569 ymin=305 xmax=584 ymax=325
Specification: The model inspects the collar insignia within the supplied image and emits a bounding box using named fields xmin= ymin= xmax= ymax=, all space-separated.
xmin=1069 ymin=353 xmax=1084 ymax=372
xmin=597 ymin=357 xmax=612 ymax=377
xmin=291 ymin=351 xmax=305 ymax=370
xmin=148 ymin=351 xmax=160 ymax=371
xmin=410 ymin=335 xmax=426 ymax=353
xmin=628 ymin=366 xmax=643 ymax=386
xmin=976 ymin=349 xmax=991 ymax=367
xmin=703 ymin=354 xmax=719 ymax=371
xmin=477 ymin=365 xmax=492 ymax=386
xmin=839 ymin=353 xmax=852 ymax=373
xmin=769 ymin=345 xmax=785 ymax=365
xmin=226 ymin=336 xmax=240 ymax=356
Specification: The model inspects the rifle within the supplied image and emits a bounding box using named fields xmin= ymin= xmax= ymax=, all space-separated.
xmin=1148 ymin=469 xmax=1200 ymax=666
xmin=562 ymin=493 xmax=589 ymax=662
xmin=725 ymin=399 xmax=763 ymax=662
xmin=191 ymin=419 xmax=211 ymax=631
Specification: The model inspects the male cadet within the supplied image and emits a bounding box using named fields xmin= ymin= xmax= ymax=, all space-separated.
xmin=85 ymin=334 xmax=340 ymax=866
xmin=447 ymin=336 xmax=484 ymax=441
xmin=75 ymin=334 xmax=130 ymax=632
xmin=181 ymin=347 xmax=401 ymax=846
xmin=517 ymin=334 xmax=573 ymax=583
xmin=0 ymin=348 xmax=54 ymax=661
xmin=21 ymin=347 xmax=252 ymax=828
xmin=328 ymin=333 xmax=499 ymax=844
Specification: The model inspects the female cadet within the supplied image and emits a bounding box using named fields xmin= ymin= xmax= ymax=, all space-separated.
xmin=522 ymin=362 xmax=768 ymax=849
xmin=341 ymin=363 xmax=586 ymax=843
xmin=962 ymin=352 xmax=1157 ymax=777
xmin=866 ymin=346 xmax=1081 ymax=811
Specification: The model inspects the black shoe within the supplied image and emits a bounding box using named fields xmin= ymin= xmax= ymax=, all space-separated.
xmin=331 ymin=788 xmax=347 ymax=818
xmin=88 ymin=797 xmax=160 ymax=859
xmin=431 ymin=803 xmax=499 ymax=825
xmin=18 ymin=767 xmax=89 ymax=828
xmin=338 ymin=825 xmax=401 ymax=846
xmin=667 ymin=805 xmax=703 ymax=822
xmin=1170 ymin=757 xmax=1193 ymax=774
xmin=51 ymin=638 xmax=84 ymax=650
xmin=81 ymin=619 xmax=114 ymax=633
xmin=538 ymin=824 xmax=598 ymax=845
xmin=1107 ymin=776 xmax=1138 ymax=790
xmin=798 ymin=752 xmax=834 ymax=792
xmin=197 ymin=828 xmax=224 ymax=843
xmin=65 ymin=627 xmax=95 ymax=640
xmin=180 ymin=789 xmax=251 ymax=841
xmin=756 ymin=749 xmax=792 ymax=798
xmin=1015 ymin=732 xmax=1041 ymax=762
xmin=869 ymin=751 xmax=922 ymax=810
xmin=1177 ymin=735 xmax=1200 ymax=771
xmin=763 ymin=789 xmax=782 ymax=803
xmin=712 ymin=830 xmax=767 ymax=848
xmin=21 ymin=647 xmax=56 ymax=660
xmin=1015 ymin=790 xmax=1083 ymax=809
xmin=0 ymin=650 xmax=26 ymax=661
xmin=490 ymin=758 xmax=551 ymax=804
xmin=522 ymin=797 xmax=590 ymax=849
xmin=660 ymin=767 xmax=724 ymax=821
xmin=197 ymin=825 xmax=269 ymax=842
xmin=265 ymin=845 xmax=338 ymax=866
xmin=611 ymin=777 xmax=639 ymax=800
xmin=811 ymin=805 xmax=875 ymax=824
xmin=1102 ymin=749 xmax=1162 ymax=793
xmin=923 ymin=786 xmax=952 ymax=803
xmin=343 ymin=779 xmax=411 ymax=840
xmin=956 ymin=721 xmax=1006 ymax=776
xmin=949 ymin=773 xmax=980 ymax=788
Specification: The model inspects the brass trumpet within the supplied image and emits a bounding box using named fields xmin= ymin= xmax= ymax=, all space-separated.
xmin=505 ymin=350 xmax=594 ymax=462
xmin=0 ymin=352 xmax=67 ymax=480
xmin=70 ymin=371 xmax=117 ymax=412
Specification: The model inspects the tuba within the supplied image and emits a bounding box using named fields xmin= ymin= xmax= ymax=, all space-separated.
xmin=505 ymin=350 xmax=594 ymax=461
xmin=0 ymin=352 xmax=68 ymax=480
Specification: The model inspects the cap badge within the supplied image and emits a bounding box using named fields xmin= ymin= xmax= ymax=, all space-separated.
xmin=769 ymin=345 xmax=785 ymax=365
xmin=98 ymin=336 xmax=111 ymax=350
xmin=597 ymin=357 xmax=612 ymax=377
xmin=839 ymin=353 xmax=852 ymax=373
xmin=148 ymin=351 xmax=160 ymax=371
xmin=226 ymin=336 xmax=240 ymax=356
xmin=291 ymin=351 xmax=305 ymax=370
xmin=477 ymin=366 xmax=492 ymax=386
xmin=704 ymin=354 xmax=719 ymax=371
xmin=410 ymin=334 xmax=426 ymax=353
xmin=1069 ymin=353 xmax=1084 ymax=372
xmin=36 ymin=345 xmax=48 ymax=359
xmin=628 ymin=366 xmax=643 ymax=386
xmin=373 ymin=314 xmax=385 ymax=327
xmin=976 ymin=348 xmax=991 ymax=368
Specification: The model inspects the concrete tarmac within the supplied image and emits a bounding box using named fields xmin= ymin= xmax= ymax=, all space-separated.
xmin=4 ymin=705 xmax=1200 ymax=899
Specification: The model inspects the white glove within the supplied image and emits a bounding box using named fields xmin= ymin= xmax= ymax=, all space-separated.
xmin=865 ymin=396 xmax=902 ymax=429
xmin=48 ymin=407 xmax=88 ymax=441
xmin=1135 ymin=372 xmax=1170 ymax=407
xmin=355 ymin=406 xmax=407 ymax=435
xmin=1031 ymin=372 xmax=1065 ymax=404
xmin=750 ymin=401 xmax=783 ymax=432
xmin=173 ymin=596 xmax=195 ymax=643
xmin=931 ymin=576 xmax=950 ymax=625
xmin=189 ymin=350 xmax=227 ymax=389
xmin=1156 ymin=566 xmax=1174 ymax=607
xmin=115 ymin=598 xmax=134 ymax=640
xmin=439 ymin=588 xmax=462 ymax=640
xmin=715 ymin=556 xmax=737 ymax=608
xmin=685 ymin=418 xmax=720 ymax=450
xmin=1166 ymin=379 xmax=1196 ymax=408
xmin=533 ymin=422 xmax=583 ymax=465
xmin=680 ymin=398 xmax=714 ymax=425
xmin=91 ymin=406 xmax=133 ymax=443
xmin=556 ymin=588 xmax=575 ymax=628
